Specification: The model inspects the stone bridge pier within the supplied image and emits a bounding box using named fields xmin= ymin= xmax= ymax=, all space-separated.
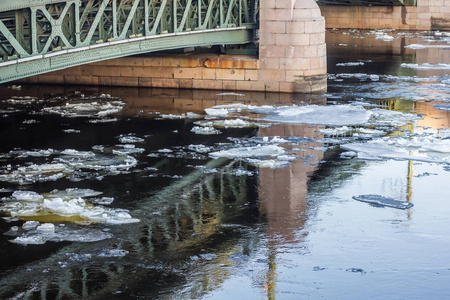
xmin=259 ymin=0 xmax=327 ymax=93
xmin=18 ymin=0 xmax=327 ymax=94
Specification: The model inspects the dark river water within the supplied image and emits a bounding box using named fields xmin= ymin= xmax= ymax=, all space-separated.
xmin=0 ymin=30 xmax=449 ymax=299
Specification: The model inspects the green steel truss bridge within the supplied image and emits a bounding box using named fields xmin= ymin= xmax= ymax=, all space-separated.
xmin=0 ymin=0 xmax=258 ymax=84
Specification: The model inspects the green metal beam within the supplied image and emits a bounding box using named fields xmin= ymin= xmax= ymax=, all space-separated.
xmin=0 ymin=28 xmax=253 ymax=83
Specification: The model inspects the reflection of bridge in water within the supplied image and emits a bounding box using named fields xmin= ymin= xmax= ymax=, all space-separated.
xmin=0 ymin=86 xmax=330 ymax=299
xmin=0 ymin=158 xmax=262 ymax=299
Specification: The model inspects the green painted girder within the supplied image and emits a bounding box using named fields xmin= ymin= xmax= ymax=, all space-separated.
xmin=0 ymin=0 xmax=257 ymax=83
xmin=316 ymin=0 xmax=417 ymax=6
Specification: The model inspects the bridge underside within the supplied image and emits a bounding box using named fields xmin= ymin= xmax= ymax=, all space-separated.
xmin=0 ymin=0 xmax=257 ymax=84
xmin=316 ymin=0 xmax=417 ymax=6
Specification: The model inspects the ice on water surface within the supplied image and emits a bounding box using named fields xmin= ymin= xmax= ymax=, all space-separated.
xmin=247 ymin=104 xmax=373 ymax=126
xmin=10 ymin=225 xmax=113 ymax=245
xmin=191 ymin=126 xmax=221 ymax=135
xmin=0 ymin=188 xmax=139 ymax=225
xmin=42 ymin=100 xmax=125 ymax=118
xmin=341 ymin=133 xmax=450 ymax=164
xmin=352 ymin=194 xmax=414 ymax=209
xmin=210 ymin=144 xmax=286 ymax=159
xmin=0 ymin=148 xmax=138 ymax=184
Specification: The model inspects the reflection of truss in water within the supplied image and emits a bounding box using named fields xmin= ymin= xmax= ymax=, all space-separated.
xmin=0 ymin=158 xmax=262 ymax=299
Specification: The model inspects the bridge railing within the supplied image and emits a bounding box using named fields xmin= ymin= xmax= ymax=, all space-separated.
xmin=0 ymin=0 xmax=257 ymax=65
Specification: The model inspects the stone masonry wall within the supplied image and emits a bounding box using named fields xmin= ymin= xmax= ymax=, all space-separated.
xmin=20 ymin=53 xmax=265 ymax=91
xmin=320 ymin=0 xmax=450 ymax=30
xmin=258 ymin=0 xmax=327 ymax=93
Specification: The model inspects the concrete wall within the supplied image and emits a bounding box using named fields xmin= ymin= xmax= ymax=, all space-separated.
xmin=320 ymin=0 xmax=450 ymax=30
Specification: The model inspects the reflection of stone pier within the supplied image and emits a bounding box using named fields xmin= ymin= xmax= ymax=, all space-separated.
xmin=258 ymin=124 xmax=324 ymax=243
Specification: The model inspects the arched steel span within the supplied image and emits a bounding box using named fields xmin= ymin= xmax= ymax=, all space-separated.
xmin=0 ymin=0 xmax=258 ymax=84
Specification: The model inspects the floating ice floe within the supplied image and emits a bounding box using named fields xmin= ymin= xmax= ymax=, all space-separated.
xmin=0 ymin=148 xmax=138 ymax=184
xmin=209 ymin=145 xmax=295 ymax=168
xmin=433 ymin=103 xmax=450 ymax=111
xmin=375 ymin=35 xmax=395 ymax=41
xmin=368 ymin=108 xmax=421 ymax=127
xmin=194 ymin=118 xmax=257 ymax=129
xmin=247 ymin=104 xmax=373 ymax=126
xmin=191 ymin=126 xmax=221 ymax=135
xmin=336 ymin=62 xmax=365 ymax=67
xmin=1 ymin=188 xmax=139 ymax=225
xmin=0 ymin=163 xmax=74 ymax=185
xmin=352 ymin=194 xmax=413 ymax=209
xmin=341 ymin=134 xmax=450 ymax=163
xmin=118 ymin=134 xmax=145 ymax=144
xmin=331 ymin=73 xmax=381 ymax=81
xmin=157 ymin=112 xmax=202 ymax=119
xmin=63 ymin=129 xmax=81 ymax=133
xmin=112 ymin=144 xmax=145 ymax=155
xmin=204 ymin=108 xmax=229 ymax=118
xmin=210 ymin=145 xmax=286 ymax=159
xmin=6 ymin=148 xmax=55 ymax=158
xmin=9 ymin=225 xmax=113 ymax=245
xmin=216 ymin=92 xmax=245 ymax=96
xmin=405 ymin=44 xmax=450 ymax=49
xmin=187 ymin=144 xmax=213 ymax=153
xmin=42 ymin=100 xmax=125 ymax=118
xmin=56 ymin=151 xmax=137 ymax=171
xmin=319 ymin=126 xmax=385 ymax=137
xmin=401 ymin=63 xmax=450 ymax=70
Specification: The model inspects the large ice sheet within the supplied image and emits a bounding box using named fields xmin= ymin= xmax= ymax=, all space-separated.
xmin=341 ymin=134 xmax=450 ymax=163
xmin=247 ymin=105 xmax=373 ymax=126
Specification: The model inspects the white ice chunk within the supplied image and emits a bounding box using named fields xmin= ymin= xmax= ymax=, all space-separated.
xmin=204 ymin=108 xmax=229 ymax=118
xmin=375 ymin=35 xmax=395 ymax=41
xmin=244 ymin=158 xmax=292 ymax=169
xmin=22 ymin=221 xmax=40 ymax=230
xmin=210 ymin=145 xmax=286 ymax=159
xmin=187 ymin=144 xmax=212 ymax=153
xmin=36 ymin=223 xmax=55 ymax=233
xmin=404 ymin=44 xmax=426 ymax=49
xmin=118 ymin=135 xmax=145 ymax=143
xmin=191 ymin=126 xmax=221 ymax=135
xmin=11 ymin=227 xmax=113 ymax=245
xmin=336 ymin=62 xmax=365 ymax=66
xmin=401 ymin=63 xmax=450 ymax=70
xmin=42 ymin=198 xmax=86 ymax=216
xmin=12 ymin=191 xmax=44 ymax=202
xmin=43 ymin=100 xmax=125 ymax=118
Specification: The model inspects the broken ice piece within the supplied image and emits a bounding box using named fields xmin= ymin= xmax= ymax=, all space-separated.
xmin=22 ymin=221 xmax=40 ymax=230
xmin=36 ymin=223 xmax=56 ymax=233
xmin=352 ymin=194 xmax=413 ymax=209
